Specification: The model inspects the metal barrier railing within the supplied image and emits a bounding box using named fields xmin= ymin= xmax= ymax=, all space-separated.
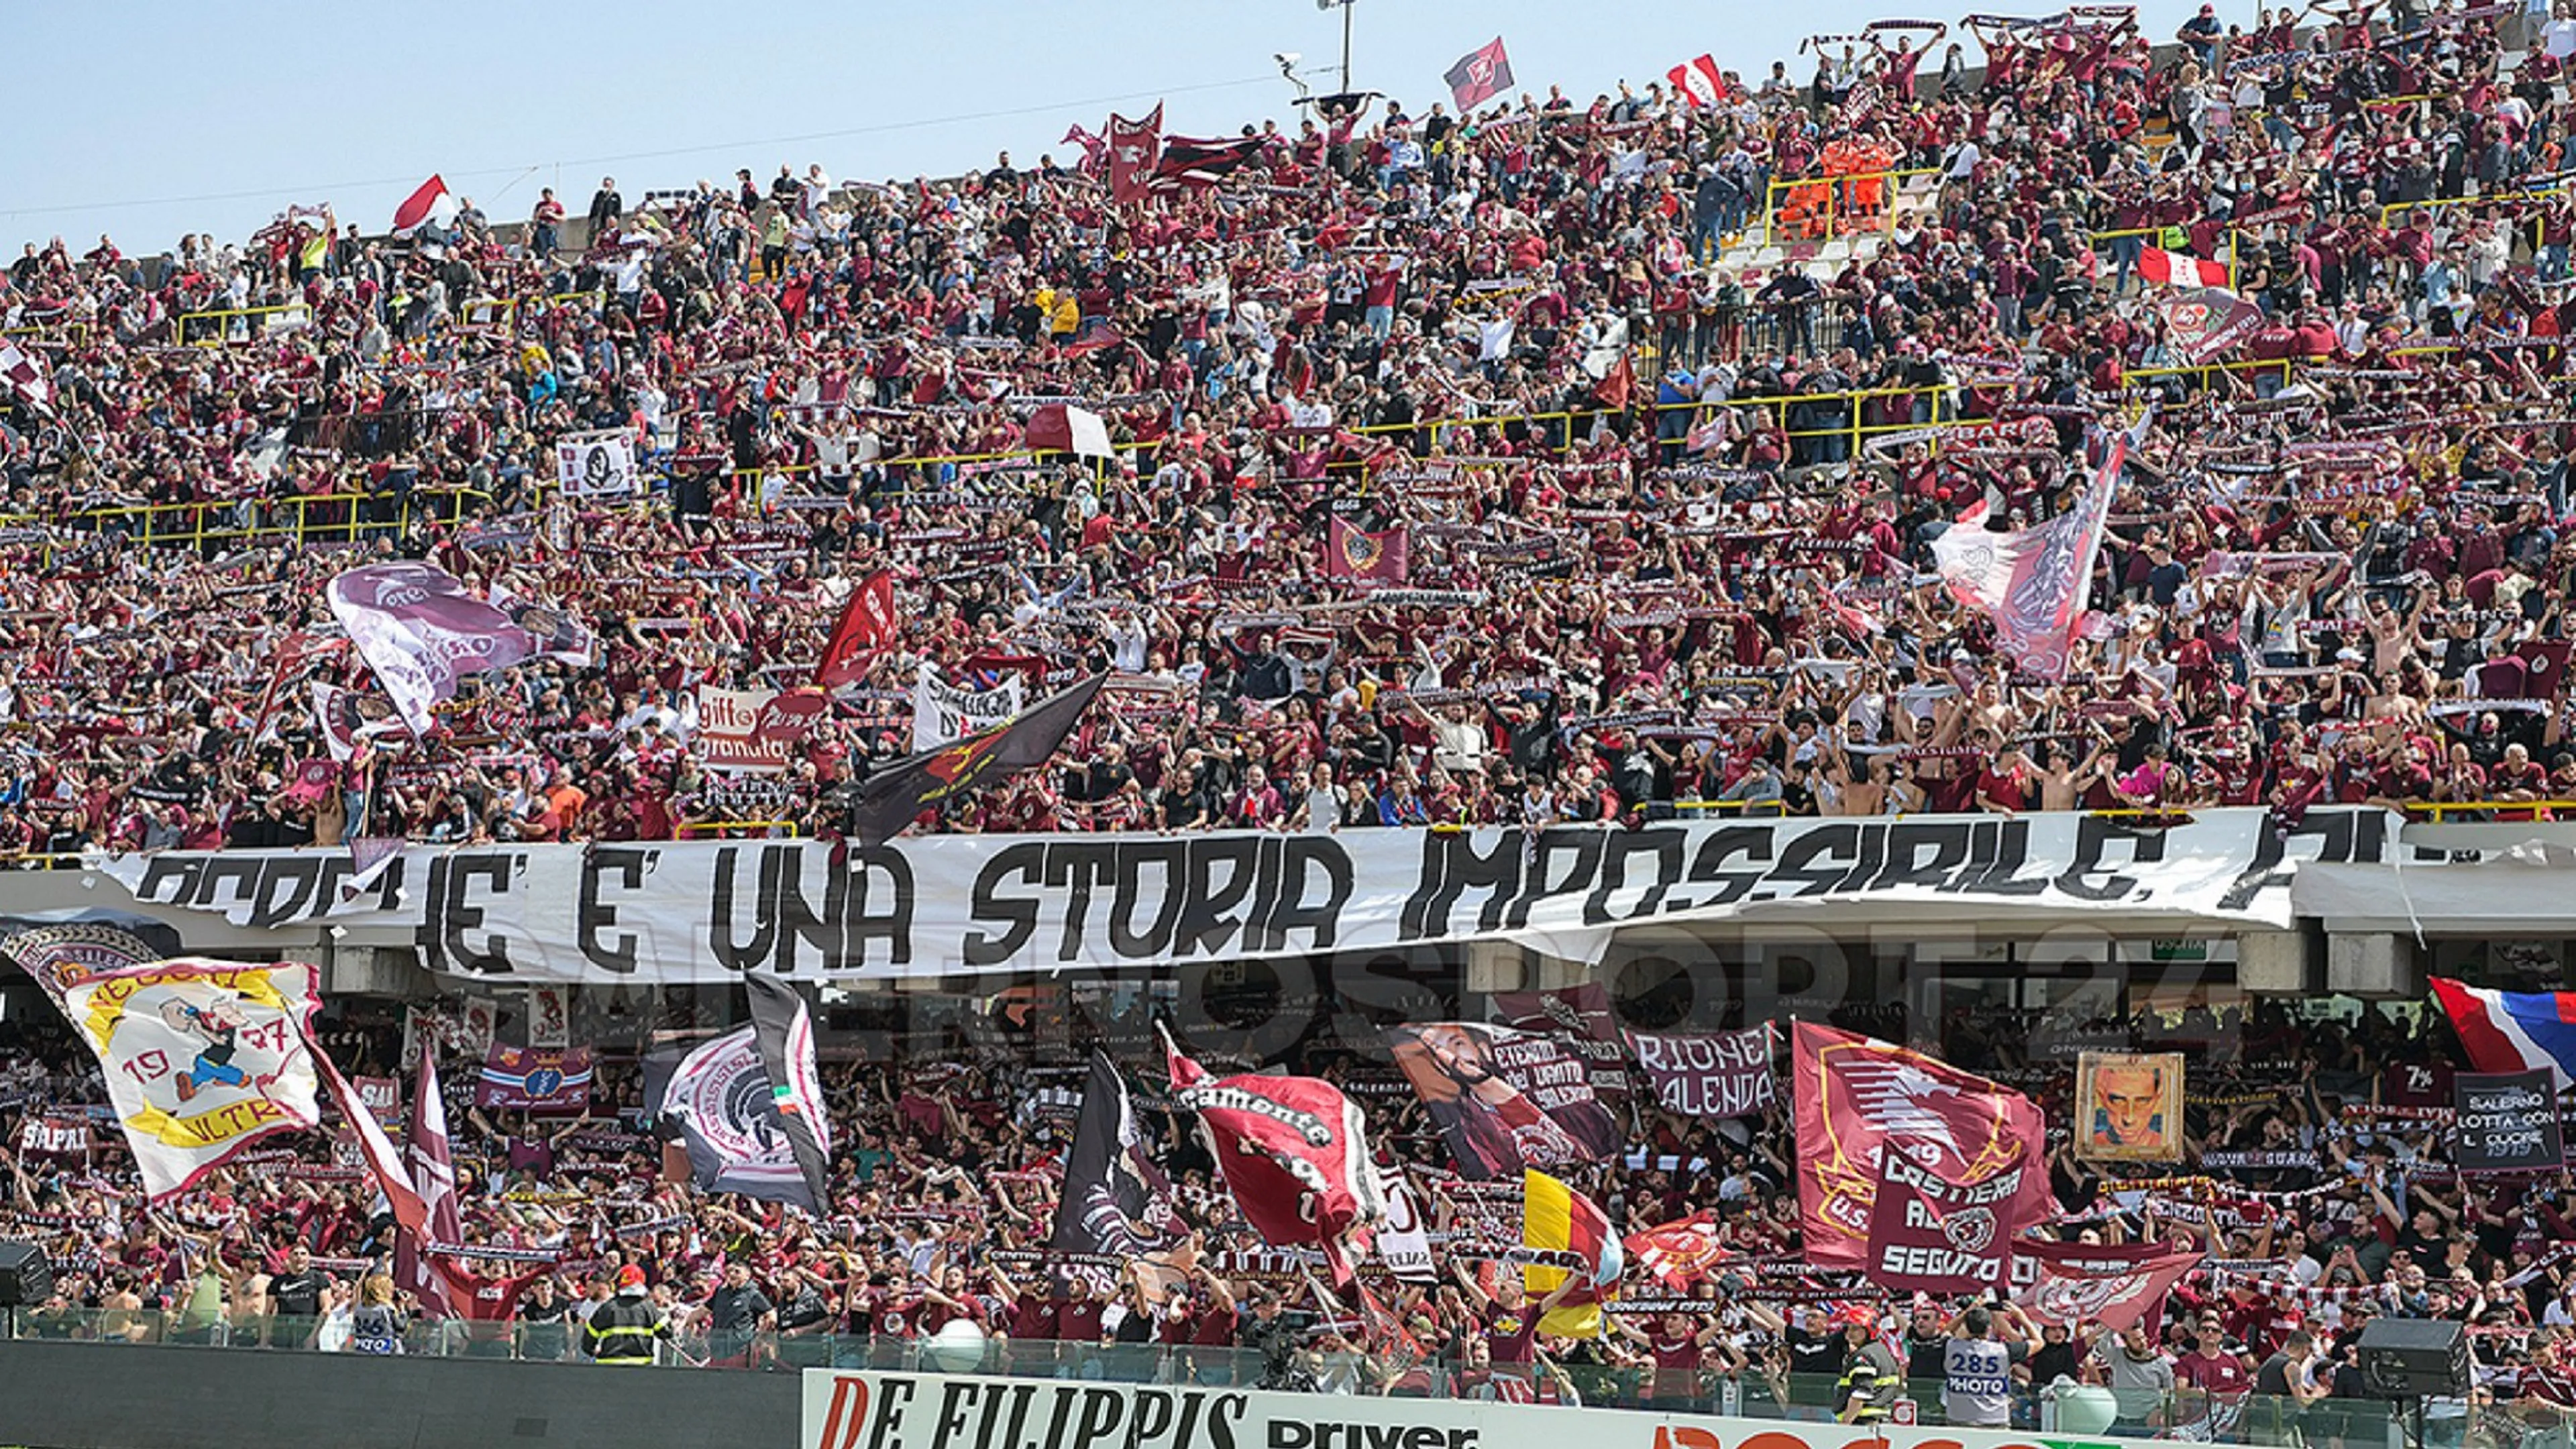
xmin=1761 ymin=166 xmax=1943 ymax=250
xmin=175 ymin=301 xmax=314 ymax=347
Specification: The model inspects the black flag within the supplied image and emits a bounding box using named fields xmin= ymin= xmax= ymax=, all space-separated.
xmin=849 ymin=672 xmax=1106 ymax=845
xmin=1049 ymin=1051 xmax=1181 ymax=1258
xmin=747 ymin=974 xmax=834 ymax=1212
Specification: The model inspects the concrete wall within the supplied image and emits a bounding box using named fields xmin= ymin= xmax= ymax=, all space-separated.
xmin=0 ymin=1338 xmax=801 ymax=1449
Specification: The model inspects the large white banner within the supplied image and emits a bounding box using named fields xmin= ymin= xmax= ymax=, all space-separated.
xmin=913 ymin=665 xmax=1023 ymax=751
xmin=87 ymin=808 xmax=2394 ymax=983
xmin=800 ymin=1369 xmax=2127 ymax=1449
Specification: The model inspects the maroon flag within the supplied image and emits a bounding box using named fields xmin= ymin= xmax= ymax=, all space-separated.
xmin=1153 ymin=135 xmax=1265 ymax=189
xmin=816 ymin=569 xmax=896 ymax=690
xmin=1864 ymin=1148 xmax=2019 ymax=1295
xmin=1628 ymin=1025 xmax=1776 ymax=1118
xmin=1385 ymin=1022 xmax=1622 ymax=1181
xmin=1444 ymin=38 xmax=1515 ymax=113
xmin=1165 ymin=1028 xmax=1387 ymax=1285
xmin=1792 ymin=1021 xmax=2053 ymax=1268
xmin=1059 ymin=123 xmax=1109 ymax=173
xmin=1929 ymin=411 xmax=2145 ymax=680
xmin=250 ymin=631 xmax=347 ymax=745
xmin=2480 ymin=639 xmax=2575 ymax=698
xmin=2016 ymin=1236 xmax=2204 ymax=1330
xmin=1108 ymin=104 xmax=1163 ymax=205
xmin=1326 ymin=516 xmax=1409 ymax=586
xmin=1493 ymin=983 xmax=1631 ymax=1106
xmin=2155 ymin=286 xmax=2263 ymax=366
xmin=393 ymin=1049 xmax=462 ymax=1319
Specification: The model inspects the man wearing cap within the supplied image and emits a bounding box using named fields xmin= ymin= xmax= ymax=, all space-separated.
xmin=582 ymin=1264 xmax=672 ymax=1364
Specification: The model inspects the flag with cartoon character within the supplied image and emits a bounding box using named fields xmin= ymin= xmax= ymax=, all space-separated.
xmin=60 ymin=957 xmax=325 ymax=1198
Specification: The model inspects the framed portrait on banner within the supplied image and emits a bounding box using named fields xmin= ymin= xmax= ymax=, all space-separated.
xmin=2077 ymin=1051 xmax=2185 ymax=1162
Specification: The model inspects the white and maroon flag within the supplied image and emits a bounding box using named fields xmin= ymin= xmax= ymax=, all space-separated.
xmin=1668 ymin=54 xmax=1725 ymax=108
xmin=0 ymin=341 xmax=53 ymax=415
xmin=2015 ymin=1236 xmax=2204 ymax=1330
xmin=392 ymin=174 xmax=455 ymax=235
xmin=1165 ymin=1027 xmax=1387 ymax=1285
xmin=325 ymin=562 xmax=586 ymax=735
xmin=1864 ymin=1148 xmax=2021 ymax=1295
xmin=1108 ymin=105 xmax=1163 ymax=205
xmin=394 ymin=1049 xmax=463 ymax=1318
xmin=2137 ymin=244 xmax=2231 ymax=288
xmin=1931 ymin=410 xmax=2145 ymax=680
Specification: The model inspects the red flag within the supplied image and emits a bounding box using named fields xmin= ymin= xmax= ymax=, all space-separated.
xmin=1668 ymin=54 xmax=1725 ymax=107
xmin=1791 ymin=1021 xmax=2052 ymax=1268
xmin=1325 ymin=516 xmax=1409 ymax=586
xmin=1165 ymin=1027 xmax=1386 ymax=1285
xmin=816 ymin=570 xmax=896 ymax=690
xmin=1864 ymin=1148 xmax=2021 ymax=1295
xmin=1444 ymin=38 xmax=1515 ymax=113
xmin=1597 ymin=354 xmax=1635 ymax=411
xmin=392 ymin=174 xmax=452 ymax=234
xmin=1623 ymin=1210 xmax=1730 ymax=1292
xmin=2016 ymin=1236 xmax=2204 ymax=1330
xmin=1108 ymin=104 xmax=1163 ymax=205
xmin=2136 ymin=245 xmax=2231 ymax=288
xmin=393 ymin=1049 xmax=463 ymax=1318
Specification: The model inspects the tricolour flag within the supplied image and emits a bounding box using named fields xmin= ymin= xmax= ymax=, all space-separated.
xmin=1165 ymin=1026 xmax=1387 ymax=1285
xmin=2137 ymin=245 xmax=2231 ymax=289
xmin=746 ymin=974 xmax=833 ymax=1214
xmin=2431 ymin=977 xmax=2576 ymax=1089
xmin=58 ymin=958 xmax=325 ymax=1199
xmin=1444 ymin=38 xmax=1515 ymax=113
xmin=847 ymin=672 xmax=1106 ymax=845
xmin=1668 ymin=54 xmax=1725 ymax=108
xmin=392 ymin=175 xmax=455 ymax=235
xmin=1791 ymin=1020 xmax=2052 ymax=1268
xmin=1522 ymin=1167 xmax=1620 ymax=1337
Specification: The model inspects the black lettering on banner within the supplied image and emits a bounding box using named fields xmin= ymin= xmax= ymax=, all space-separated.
xmin=1125 ymin=1388 xmax=1175 ymax=1449
xmin=1046 ymin=840 xmax=1115 ymax=963
xmin=1262 ymin=836 xmax=1352 ymax=953
xmin=963 ymin=843 xmax=1046 ymax=967
xmin=254 ymin=855 xmax=333 ymax=929
xmin=416 ymin=851 xmax=517 ymax=974
xmin=1399 ymin=829 xmax=1521 ymax=938
xmin=708 ymin=846 xmax=775 ymax=973
xmin=1510 ymin=827 xmax=1605 ymax=930
xmin=1769 ymin=822 xmax=1860 ymax=896
xmin=845 ymin=846 xmax=914 ymax=971
xmin=2055 ymin=814 xmax=2157 ymax=901
xmin=202 ymin=854 xmax=272 ymax=923
xmin=1583 ymin=827 xmax=1682 ymax=925
xmin=767 ymin=843 xmax=847 ymax=973
xmin=130 ymin=854 xmax=203 ymax=910
xmin=1943 ymin=817 xmax=2048 ymax=896
xmin=1074 ymin=1387 xmax=1126 ymax=1449
xmin=2218 ymin=808 xmax=2376 ymax=912
xmin=867 ymin=1377 xmax=915 ymax=1449
xmin=1871 ymin=820 xmax=1972 ymax=892
xmin=578 ymin=847 xmax=653 ymax=975
xmin=1682 ymin=824 xmax=1773 ymax=906
xmin=1108 ymin=839 xmax=1188 ymax=959
xmin=1177 ymin=835 xmax=1260 ymax=957
xmin=929 ymin=1380 xmax=977 ymax=1449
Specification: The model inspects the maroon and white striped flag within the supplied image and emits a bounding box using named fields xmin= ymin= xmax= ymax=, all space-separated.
xmin=1668 ymin=54 xmax=1725 ymax=108
xmin=393 ymin=1050 xmax=462 ymax=1318
xmin=0 ymin=341 xmax=52 ymax=415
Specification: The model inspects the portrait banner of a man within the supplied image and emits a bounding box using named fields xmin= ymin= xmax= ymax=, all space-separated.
xmin=2076 ymin=1051 xmax=2184 ymax=1162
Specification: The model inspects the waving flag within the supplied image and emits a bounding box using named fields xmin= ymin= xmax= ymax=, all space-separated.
xmin=1108 ymin=105 xmax=1163 ymax=205
xmin=1154 ymin=135 xmax=1265 ymax=189
xmin=1445 ymin=38 xmax=1515 ymax=113
xmin=1931 ymin=410 xmax=2144 ymax=680
xmin=394 ymin=1050 xmax=463 ymax=1319
xmin=746 ymin=974 xmax=833 ymax=1214
xmin=2137 ymin=245 xmax=2231 ymax=288
xmin=1792 ymin=1021 xmax=2051 ymax=1268
xmin=1325 ymin=516 xmax=1410 ymax=586
xmin=1523 ymin=1168 xmax=1620 ymax=1337
xmin=0 ymin=341 xmax=54 ymax=416
xmin=2017 ymin=1236 xmax=2204 ymax=1330
xmin=1668 ymin=54 xmax=1725 ymax=108
xmin=2432 ymin=978 xmax=2576 ymax=1089
xmin=1051 ymin=1051 xmax=1183 ymax=1259
xmin=816 ymin=569 xmax=896 ymax=690
xmin=647 ymin=1024 xmax=818 ymax=1212
xmin=60 ymin=959 xmax=325 ymax=1199
xmin=392 ymin=174 xmax=455 ymax=235
xmin=1165 ymin=1027 xmax=1387 ymax=1285
xmin=847 ymin=672 xmax=1105 ymax=845
xmin=325 ymin=562 xmax=591 ymax=735
xmin=1625 ymin=1210 xmax=1729 ymax=1292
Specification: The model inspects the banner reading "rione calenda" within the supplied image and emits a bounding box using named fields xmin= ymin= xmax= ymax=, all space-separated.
xmin=89 ymin=808 xmax=2393 ymax=983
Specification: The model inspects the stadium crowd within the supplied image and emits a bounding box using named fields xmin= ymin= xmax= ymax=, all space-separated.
xmin=13 ymin=1 xmax=2576 ymax=853
xmin=10 ymin=0 xmax=2576 ymax=1439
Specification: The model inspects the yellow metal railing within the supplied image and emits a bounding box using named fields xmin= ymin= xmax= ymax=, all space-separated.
xmin=175 ymin=301 xmax=314 ymax=347
xmin=0 ymin=486 xmax=494 ymax=556
xmin=1762 ymin=166 xmax=1943 ymax=250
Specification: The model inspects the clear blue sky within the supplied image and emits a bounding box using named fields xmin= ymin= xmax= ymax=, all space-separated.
xmin=1 ymin=0 xmax=2217 ymax=255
